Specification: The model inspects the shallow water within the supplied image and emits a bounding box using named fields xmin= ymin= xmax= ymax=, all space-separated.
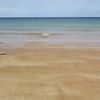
xmin=0 ymin=31 xmax=100 ymax=49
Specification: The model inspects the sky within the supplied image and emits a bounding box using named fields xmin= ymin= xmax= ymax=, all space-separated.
xmin=0 ymin=0 xmax=100 ymax=17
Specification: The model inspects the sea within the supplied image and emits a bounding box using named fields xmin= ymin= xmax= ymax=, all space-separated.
xmin=0 ymin=17 xmax=100 ymax=48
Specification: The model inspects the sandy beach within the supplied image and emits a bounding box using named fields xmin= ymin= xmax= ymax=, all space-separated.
xmin=0 ymin=42 xmax=100 ymax=100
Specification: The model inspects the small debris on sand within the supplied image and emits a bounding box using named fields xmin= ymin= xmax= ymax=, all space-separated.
xmin=0 ymin=52 xmax=7 ymax=55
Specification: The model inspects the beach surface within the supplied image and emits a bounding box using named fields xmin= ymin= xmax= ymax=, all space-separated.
xmin=0 ymin=42 xmax=100 ymax=100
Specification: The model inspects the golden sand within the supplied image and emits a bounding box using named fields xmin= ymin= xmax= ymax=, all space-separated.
xmin=0 ymin=44 xmax=100 ymax=100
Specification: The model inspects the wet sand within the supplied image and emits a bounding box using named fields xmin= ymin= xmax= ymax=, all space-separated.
xmin=0 ymin=43 xmax=100 ymax=100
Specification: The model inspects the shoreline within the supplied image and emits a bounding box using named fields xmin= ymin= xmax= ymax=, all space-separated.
xmin=1 ymin=32 xmax=100 ymax=49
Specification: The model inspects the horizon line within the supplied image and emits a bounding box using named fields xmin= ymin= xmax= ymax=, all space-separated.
xmin=0 ymin=17 xmax=100 ymax=18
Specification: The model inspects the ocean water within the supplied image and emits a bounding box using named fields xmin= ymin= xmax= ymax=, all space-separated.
xmin=0 ymin=17 xmax=100 ymax=33
xmin=0 ymin=17 xmax=100 ymax=48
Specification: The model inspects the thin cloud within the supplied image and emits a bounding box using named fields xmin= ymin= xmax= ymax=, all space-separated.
xmin=0 ymin=7 xmax=17 ymax=11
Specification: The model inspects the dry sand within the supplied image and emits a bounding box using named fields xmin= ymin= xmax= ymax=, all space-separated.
xmin=0 ymin=43 xmax=100 ymax=100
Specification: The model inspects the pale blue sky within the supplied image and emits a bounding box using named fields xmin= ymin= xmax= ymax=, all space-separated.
xmin=0 ymin=0 xmax=100 ymax=17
